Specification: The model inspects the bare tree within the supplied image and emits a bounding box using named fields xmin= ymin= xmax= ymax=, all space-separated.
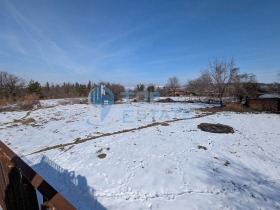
xmin=107 ymin=83 xmax=125 ymax=102
xmin=166 ymin=76 xmax=180 ymax=96
xmin=186 ymin=73 xmax=212 ymax=96
xmin=0 ymin=71 xmax=25 ymax=100
xmin=157 ymin=86 xmax=168 ymax=97
xmin=232 ymin=73 xmax=260 ymax=102
xmin=268 ymin=83 xmax=280 ymax=94
xmin=204 ymin=58 xmax=239 ymax=106
xmin=136 ymin=84 xmax=145 ymax=91
xmin=278 ymin=72 xmax=280 ymax=81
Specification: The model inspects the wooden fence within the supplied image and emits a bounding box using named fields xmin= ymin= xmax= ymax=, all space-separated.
xmin=0 ymin=141 xmax=75 ymax=210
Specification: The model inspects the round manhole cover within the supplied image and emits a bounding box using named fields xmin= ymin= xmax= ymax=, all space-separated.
xmin=198 ymin=123 xmax=234 ymax=133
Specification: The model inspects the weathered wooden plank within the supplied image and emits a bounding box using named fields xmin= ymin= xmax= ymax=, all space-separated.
xmin=0 ymin=141 xmax=76 ymax=210
xmin=0 ymin=150 xmax=39 ymax=210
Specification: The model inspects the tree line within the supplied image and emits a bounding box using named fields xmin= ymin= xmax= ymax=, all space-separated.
xmin=1 ymin=57 xmax=279 ymax=106
xmin=185 ymin=57 xmax=261 ymax=106
xmin=0 ymin=72 xmax=125 ymax=103
xmin=160 ymin=57 xmax=279 ymax=106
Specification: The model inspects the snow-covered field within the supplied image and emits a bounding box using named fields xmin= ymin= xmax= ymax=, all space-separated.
xmin=0 ymin=99 xmax=280 ymax=210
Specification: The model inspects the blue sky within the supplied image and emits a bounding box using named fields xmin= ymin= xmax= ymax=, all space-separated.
xmin=0 ymin=0 xmax=280 ymax=87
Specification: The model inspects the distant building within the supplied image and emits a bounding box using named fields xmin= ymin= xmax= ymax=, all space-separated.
xmin=174 ymin=88 xmax=186 ymax=96
xmin=247 ymin=96 xmax=280 ymax=111
xmin=226 ymin=94 xmax=280 ymax=111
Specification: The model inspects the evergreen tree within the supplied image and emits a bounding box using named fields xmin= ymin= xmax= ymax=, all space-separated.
xmin=28 ymin=80 xmax=44 ymax=99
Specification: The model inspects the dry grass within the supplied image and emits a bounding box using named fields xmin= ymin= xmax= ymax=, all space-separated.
xmin=0 ymin=95 xmax=40 ymax=112
xmin=23 ymin=95 xmax=39 ymax=104
xmin=59 ymin=98 xmax=88 ymax=105
xmin=161 ymin=122 xmax=170 ymax=126
xmin=27 ymin=113 xmax=218 ymax=155
xmin=14 ymin=118 xmax=36 ymax=125
xmin=20 ymin=95 xmax=40 ymax=111
xmin=28 ymin=119 xmax=187 ymax=155
xmin=22 ymin=118 xmax=36 ymax=125
xmin=0 ymin=98 xmax=10 ymax=106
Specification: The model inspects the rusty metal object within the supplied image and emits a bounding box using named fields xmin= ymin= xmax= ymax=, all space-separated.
xmin=0 ymin=141 xmax=75 ymax=210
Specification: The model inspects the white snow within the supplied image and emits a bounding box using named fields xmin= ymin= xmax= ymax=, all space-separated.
xmin=1 ymin=100 xmax=280 ymax=210
xmin=259 ymin=94 xmax=280 ymax=99
xmin=40 ymin=98 xmax=87 ymax=107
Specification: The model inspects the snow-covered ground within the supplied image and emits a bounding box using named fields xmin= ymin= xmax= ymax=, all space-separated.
xmin=40 ymin=97 xmax=87 ymax=107
xmin=259 ymin=93 xmax=280 ymax=99
xmin=0 ymin=99 xmax=280 ymax=210
xmin=155 ymin=96 xmax=238 ymax=103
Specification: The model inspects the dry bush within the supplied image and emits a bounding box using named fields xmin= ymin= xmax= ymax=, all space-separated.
xmin=225 ymin=102 xmax=244 ymax=110
xmin=18 ymin=95 xmax=40 ymax=111
xmin=22 ymin=118 xmax=36 ymax=125
xmin=14 ymin=118 xmax=36 ymax=125
xmin=0 ymin=94 xmax=40 ymax=111
xmin=19 ymin=103 xmax=35 ymax=111
xmin=0 ymin=98 xmax=10 ymax=106
xmin=23 ymin=94 xmax=39 ymax=104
